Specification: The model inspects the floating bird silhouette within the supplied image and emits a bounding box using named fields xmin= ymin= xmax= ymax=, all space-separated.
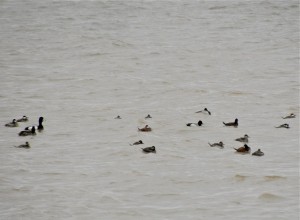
xmin=235 ymin=134 xmax=249 ymax=143
xmin=195 ymin=108 xmax=211 ymax=115
xmin=138 ymin=125 xmax=152 ymax=132
xmin=208 ymin=141 xmax=224 ymax=148
xmin=15 ymin=142 xmax=30 ymax=149
xmin=234 ymin=144 xmax=251 ymax=153
xmin=141 ymin=146 xmax=156 ymax=153
xmin=186 ymin=120 xmax=203 ymax=127
xmin=252 ymin=149 xmax=264 ymax=156
xmin=223 ymin=118 xmax=238 ymax=127
xmin=275 ymin=123 xmax=290 ymax=129
xmin=5 ymin=119 xmax=18 ymax=127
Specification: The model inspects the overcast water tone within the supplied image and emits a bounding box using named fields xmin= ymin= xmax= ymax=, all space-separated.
xmin=0 ymin=0 xmax=299 ymax=219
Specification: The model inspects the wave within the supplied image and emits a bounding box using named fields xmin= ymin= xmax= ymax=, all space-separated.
xmin=264 ymin=175 xmax=286 ymax=181
xmin=234 ymin=174 xmax=249 ymax=182
xmin=258 ymin=193 xmax=283 ymax=201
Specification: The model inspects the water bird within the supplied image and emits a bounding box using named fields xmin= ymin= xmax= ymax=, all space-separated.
xmin=138 ymin=125 xmax=152 ymax=132
xmin=15 ymin=142 xmax=30 ymax=149
xmin=275 ymin=123 xmax=290 ymax=129
xmin=186 ymin=120 xmax=203 ymax=127
xmin=145 ymin=114 xmax=152 ymax=119
xmin=282 ymin=113 xmax=296 ymax=119
xmin=235 ymin=134 xmax=249 ymax=143
xmin=208 ymin=141 xmax=224 ymax=148
xmin=19 ymin=127 xmax=36 ymax=136
xmin=16 ymin=116 xmax=28 ymax=122
xmin=25 ymin=117 xmax=44 ymax=131
xmin=195 ymin=108 xmax=211 ymax=115
xmin=5 ymin=119 xmax=18 ymax=127
xmin=252 ymin=149 xmax=264 ymax=156
xmin=223 ymin=118 xmax=238 ymax=127
xmin=141 ymin=146 xmax=156 ymax=153
xmin=130 ymin=140 xmax=144 ymax=146
xmin=234 ymin=144 xmax=251 ymax=153
xmin=114 ymin=115 xmax=121 ymax=119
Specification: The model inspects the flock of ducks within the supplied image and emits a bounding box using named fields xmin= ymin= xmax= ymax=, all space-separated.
xmin=5 ymin=110 xmax=295 ymax=153
xmin=122 ymin=108 xmax=296 ymax=155
xmin=4 ymin=116 xmax=44 ymax=148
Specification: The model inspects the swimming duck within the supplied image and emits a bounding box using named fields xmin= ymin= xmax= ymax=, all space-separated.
xmin=186 ymin=120 xmax=203 ymax=127
xmin=234 ymin=144 xmax=251 ymax=153
xmin=195 ymin=108 xmax=211 ymax=115
xmin=141 ymin=146 xmax=156 ymax=153
xmin=282 ymin=113 xmax=296 ymax=119
xmin=235 ymin=134 xmax=249 ymax=143
xmin=138 ymin=125 xmax=152 ymax=132
xmin=252 ymin=149 xmax=264 ymax=156
xmin=25 ymin=117 xmax=44 ymax=131
xmin=208 ymin=141 xmax=224 ymax=148
xmin=19 ymin=127 xmax=36 ymax=136
xmin=114 ymin=115 xmax=121 ymax=119
xmin=15 ymin=142 xmax=30 ymax=149
xmin=16 ymin=116 xmax=29 ymax=122
xmin=130 ymin=140 xmax=144 ymax=146
xmin=5 ymin=119 xmax=18 ymax=127
xmin=145 ymin=114 xmax=152 ymax=119
xmin=275 ymin=123 xmax=290 ymax=129
xmin=223 ymin=118 xmax=238 ymax=127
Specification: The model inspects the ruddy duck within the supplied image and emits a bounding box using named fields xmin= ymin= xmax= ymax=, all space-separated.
xmin=5 ymin=119 xmax=18 ymax=127
xmin=130 ymin=140 xmax=144 ymax=146
xmin=195 ymin=108 xmax=211 ymax=115
xmin=138 ymin=125 xmax=152 ymax=132
xmin=235 ymin=134 xmax=249 ymax=143
xmin=15 ymin=142 xmax=30 ymax=149
xmin=282 ymin=113 xmax=296 ymax=119
xmin=145 ymin=114 xmax=152 ymax=119
xmin=16 ymin=116 xmax=28 ymax=122
xmin=275 ymin=123 xmax=290 ymax=129
xmin=252 ymin=149 xmax=264 ymax=156
xmin=234 ymin=144 xmax=251 ymax=153
xmin=141 ymin=146 xmax=156 ymax=153
xmin=223 ymin=118 xmax=238 ymax=127
xmin=208 ymin=141 xmax=224 ymax=148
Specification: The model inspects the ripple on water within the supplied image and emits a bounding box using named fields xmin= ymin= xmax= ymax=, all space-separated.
xmin=263 ymin=175 xmax=287 ymax=182
xmin=234 ymin=174 xmax=249 ymax=182
xmin=258 ymin=193 xmax=283 ymax=201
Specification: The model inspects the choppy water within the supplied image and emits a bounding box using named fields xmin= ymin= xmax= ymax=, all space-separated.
xmin=0 ymin=0 xmax=299 ymax=219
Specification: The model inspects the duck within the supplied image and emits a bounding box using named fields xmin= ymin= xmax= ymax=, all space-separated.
xmin=282 ymin=113 xmax=296 ymax=119
xmin=275 ymin=123 xmax=290 ymax=129
xmin=138 ymin=125 xmax=152 ymax=132
xmin=15 ymin=142 xmax=30 ymax=149
xmin=16 ymin=116 xmax=28 ymax=122
xmin=234 ymin=144 xmax=251 ymax=153
xmin=252 ymin=149 xmax=264 ymax=156
xmin=145 ymin=114 xmax=152 ymax=119
xmin=235 ymin=134 xmax=249 ymax=143
xmin=19 ymin=127 xmax=36 ymax=136
xmin=130 ymin=140 xmax=144 ymax=146
xmin=186 ymin=120 xmax=203 ymax=127
xmin=114 ymin=115 xmax=121 ymax=119
xmin=195 ymin=108 xmax=211 ymax=115
xmin=5 ymin=119 xmax=18 ymax=127
xmin=141 ymin=146 xmax=156 ymax=153
xmin=208 ymin=141 xmax=224 ymax=148
xmin=25 ymin=117 xmax=44 ymax=131
xmin=223 ymin=118 xmax=238 ymax=127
